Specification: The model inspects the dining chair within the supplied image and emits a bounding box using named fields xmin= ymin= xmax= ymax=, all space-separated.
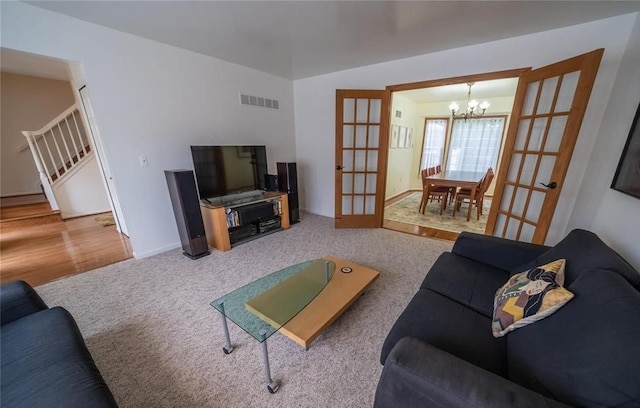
xmin=456 ymin=167 xmax=489 ymax=196
xmin=419 ymin=169 xmax=449 ymax=215
xmin=434 ymin=164 xmax=455 ymax=204
xmin=453 ymin=168 xmax=495 ymax=220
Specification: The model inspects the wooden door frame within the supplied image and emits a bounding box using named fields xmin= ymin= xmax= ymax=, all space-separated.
xmin=386 ymin=68 xmax=531 ymax=92
xmin=377 ymin=89 xmax=392 ymax=226
xmin=382 ymin=68 xmax=532 ymax=231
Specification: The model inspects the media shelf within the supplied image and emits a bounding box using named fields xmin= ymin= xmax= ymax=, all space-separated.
xmin=200 ymin=191 xmax=290 ymax=251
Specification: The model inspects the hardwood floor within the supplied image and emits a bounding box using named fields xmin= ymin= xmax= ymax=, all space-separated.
xmin=382 ymin=219 xmax=459 ymax=242
xmin=383 ymin=190 xmax=459 ymax=242
xmin=1 ymin=202 xmax=51 ymax=219
xmin=0 ymin=212 xmax=133 ymax=287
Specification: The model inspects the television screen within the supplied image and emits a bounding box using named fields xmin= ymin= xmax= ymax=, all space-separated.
xmin=190 ymin=145 xmax=268 ymax=200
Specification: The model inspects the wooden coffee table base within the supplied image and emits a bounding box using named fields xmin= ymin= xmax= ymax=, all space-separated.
xmin=273 ymin=255 xmax=380 ymax=349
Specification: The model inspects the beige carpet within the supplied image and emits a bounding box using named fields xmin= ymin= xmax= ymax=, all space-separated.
xmin=384 ymin=191 xmax=490 ymax=234
xmin=36 ymin=213 xmax=453 ymax=408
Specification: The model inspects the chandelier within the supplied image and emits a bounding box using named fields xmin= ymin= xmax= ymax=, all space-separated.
xmin=448 ymin=82 xmax=490 ymax=120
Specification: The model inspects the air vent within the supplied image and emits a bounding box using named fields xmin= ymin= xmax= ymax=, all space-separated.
xmin=240 ymin=93 xmax=279 ymax=110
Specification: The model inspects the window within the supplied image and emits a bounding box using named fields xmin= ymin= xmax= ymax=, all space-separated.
xmin=420 ymin=119 xmax=448 ymax=171
xmin=446 ymin=117 xmax=505 ymax=173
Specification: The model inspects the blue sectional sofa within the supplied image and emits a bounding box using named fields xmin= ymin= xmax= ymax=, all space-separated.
xmin=1 ymin=280 xmax=118 ymax=407
xmin=375 ymin=230 xmax=640 ymax=408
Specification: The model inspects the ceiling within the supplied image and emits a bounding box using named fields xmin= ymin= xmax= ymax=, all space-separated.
xmin=26 ymin=1 xmax=640 ymax=80
xmin=1 ymin=48 xmax=71 ymax=81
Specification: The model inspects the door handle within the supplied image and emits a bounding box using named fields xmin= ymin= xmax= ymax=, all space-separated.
xmin=540 ymin=181 xmax=557 ymax=189
xmin=336 ymin=165 xmax=343 ymax=170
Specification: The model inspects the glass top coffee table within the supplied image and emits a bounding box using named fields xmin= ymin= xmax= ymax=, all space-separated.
xmin=211 ymin=256 xmax=379 ymax=393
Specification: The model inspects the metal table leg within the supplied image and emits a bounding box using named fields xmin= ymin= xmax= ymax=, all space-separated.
xmin=217 ymin=301 xmax=234 ymax=354
xmin=259 ymin=329 xmax=279 ymax=394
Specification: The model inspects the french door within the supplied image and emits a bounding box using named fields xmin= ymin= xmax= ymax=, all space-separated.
xmin=334 ymin=90 xmax=390 ymax=228
xmin=487 ymin=49 xmax=604 ymax=244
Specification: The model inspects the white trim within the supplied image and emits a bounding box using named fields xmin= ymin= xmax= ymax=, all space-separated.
xmin=59 ymin=207 xmax=112 ymax=220
xmin=17 ymin=104 xmax=78 ymax=152
xmin=133 ymin=241 xmax=181 ymax=260
xmin=29 ymin=104 xmax=77 ymax=136
xmin=78 ymin=86 xmax=129 ymax=237
xmin=0 ymin=191 xmax=44 ymax=198
xmin=63 ymin=210 xmax=112 ymax=220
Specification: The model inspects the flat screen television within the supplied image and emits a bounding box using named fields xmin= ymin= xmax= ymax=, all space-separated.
xmin=190 ymin=145 xmax=268 ymax=201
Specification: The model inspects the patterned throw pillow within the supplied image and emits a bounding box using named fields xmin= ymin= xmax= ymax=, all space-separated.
xmin=492 ymin=259 xmax=574 ymax=338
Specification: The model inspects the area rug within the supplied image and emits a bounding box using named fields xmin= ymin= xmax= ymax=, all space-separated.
xmin=384 ymin=192 xmax=490 ymax=234
xmin=94 ymin=214 xmax=116 ymax=227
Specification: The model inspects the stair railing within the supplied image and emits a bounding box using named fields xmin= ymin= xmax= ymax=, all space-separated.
xmin=22 ymin=104 xmax=92 ymax=211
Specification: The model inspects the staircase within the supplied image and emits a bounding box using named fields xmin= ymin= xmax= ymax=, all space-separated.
xmin=50 ymin=144 xmax=92 ymax=182
xmin=21 ymin=104 xmax=93 ymax=213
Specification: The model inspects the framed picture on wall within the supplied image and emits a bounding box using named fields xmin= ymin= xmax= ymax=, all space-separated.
xmin=611 ymin=101 xmax=640 ymax=199
xmin=399 ymin=126 xmax=407 ymax=148
xmin=406 ymin=128 xmax=413 ymax=148
xmin=390 ymin=125 xmax=399 ymax=148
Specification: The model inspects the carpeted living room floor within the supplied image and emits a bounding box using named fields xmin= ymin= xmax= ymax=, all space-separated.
xmin=36 ymin=213 xmax=452 ymax=407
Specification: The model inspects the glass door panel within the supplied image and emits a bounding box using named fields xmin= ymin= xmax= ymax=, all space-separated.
xmin=514 ymin=119 xmax=530 ymax=150
xmin=556 ymin=72 xmax=580 ymax=112
xmin=537 ymin=77 xmax=559 ymax=115
xmin=545 ymin=116 xmax=567 ymax=152
xmin=522 ymin=81 xmax=540 ymax=116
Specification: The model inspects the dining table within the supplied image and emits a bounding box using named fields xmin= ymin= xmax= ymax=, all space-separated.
xmin=423 ymin=170 xmax=487 ymax=222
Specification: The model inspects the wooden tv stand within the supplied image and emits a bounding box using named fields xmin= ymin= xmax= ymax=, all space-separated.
xmin=200 ymin=191 xmax=290 ymax=252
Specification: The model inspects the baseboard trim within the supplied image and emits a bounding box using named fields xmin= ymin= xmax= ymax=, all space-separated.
xmin=133 ymin=241 xmax=181 ymax=260
xmin=0 ymin=192 xmax=44 ymax=198
xmin=386 ymin=189 xmax=420 ymax=201
xmin=62 ymin=210 xmax=112 ymax=220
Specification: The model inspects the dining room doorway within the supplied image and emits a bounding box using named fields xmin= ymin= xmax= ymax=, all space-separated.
xmin=381 ymin=50 xmax=603 ymax=243
xmin=382 ymin=78 xmax=517 ymax=239
xmin=336 ymin=49 xmax=603 ymax=245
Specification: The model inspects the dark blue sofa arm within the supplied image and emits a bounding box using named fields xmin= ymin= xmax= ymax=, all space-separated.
xmin=375 ymin=337 xmax=572 ymax=408
xmin=1 ymin=280 xmax=48 ymax=326
xmin=452 ymin=232 xmax=550 ymax=272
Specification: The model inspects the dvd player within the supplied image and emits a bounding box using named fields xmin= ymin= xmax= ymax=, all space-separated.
xmin=228 ymin=224 xmax=258 ymax=244
xmin=258 ymin=217 xmax=281 ymax=233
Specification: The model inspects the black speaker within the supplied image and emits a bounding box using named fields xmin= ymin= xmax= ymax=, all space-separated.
xmin=277 ymin=162 xmax=300 ymax=224
xmin=165 ymin=170 xmax=210 ymax=260
xmin=264 ymin=174 xmax=279 ymax=192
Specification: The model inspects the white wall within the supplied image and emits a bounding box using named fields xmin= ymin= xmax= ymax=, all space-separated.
xmin=293 ymin=13 xmax=637 ymax=246
xmin=2 ymin=2 xmax=296 ymax=258
xmin=568 ymin=15 xmax=640 ymax=270
xmin=385 ymin=93 xmax=419 ymax=199
xmin=52 ymin=153 xmax=111 ymax=218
